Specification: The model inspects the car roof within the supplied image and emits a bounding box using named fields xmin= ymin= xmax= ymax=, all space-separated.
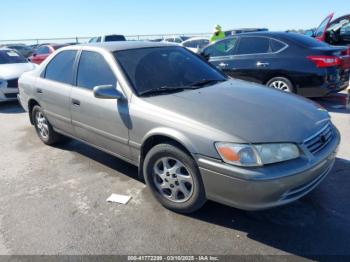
xmin=64 ymin=41 xmax=177 ymax=52
xmin=225 ymin=31 xmax=303 ymax=40
xmin=183 ymin=37 xmax=209 ymax=42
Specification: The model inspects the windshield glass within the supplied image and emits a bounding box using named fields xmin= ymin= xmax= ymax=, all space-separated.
xmin=0 ymin=50 xmax=27 ymax=64
xmin=315 ymin=16 xmax=331 ymax=38
xmin=114 ymin=46 xmax=226 ymax=95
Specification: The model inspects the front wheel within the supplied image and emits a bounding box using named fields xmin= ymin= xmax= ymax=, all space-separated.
xmin=266 ymin=77 xmax=294 ymax=93
xmin=143 ymin=143 xmax=206 ymax=213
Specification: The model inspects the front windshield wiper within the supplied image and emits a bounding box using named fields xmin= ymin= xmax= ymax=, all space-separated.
xmin=139 ymin=86 xmax=187 ymax=96
xmin=189 ymin=79 xmax=227 ymax=87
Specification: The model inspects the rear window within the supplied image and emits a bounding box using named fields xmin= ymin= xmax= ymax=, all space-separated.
xmin=287 ymin=33 xmax=330 ymax=48
xmin=0 ymin=50 xmax=27 ymax=64
xmin=104 ymin=35 xmax=126 ymax=42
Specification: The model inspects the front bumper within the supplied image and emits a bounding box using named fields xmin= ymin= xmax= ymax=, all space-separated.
xmin=0 ymin=83 xmax=19 ymax=102
xmin=197 ymin=128 xmax=340 ymax=211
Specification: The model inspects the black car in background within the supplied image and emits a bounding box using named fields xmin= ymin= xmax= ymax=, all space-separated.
xmin=201 ymin=32 xmax=350 ymax=97
xmin=224 ymin=28 xmax=268 ymax=37
xmin=5 ymin=44 xmax=34 ymax=58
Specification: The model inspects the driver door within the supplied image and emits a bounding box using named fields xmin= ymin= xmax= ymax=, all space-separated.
xmin=71 ymin=50 xmax=131 ymax=159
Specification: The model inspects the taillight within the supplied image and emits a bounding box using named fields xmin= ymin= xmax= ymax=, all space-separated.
xmin=307 ymin=55 xmax=341 ymax=68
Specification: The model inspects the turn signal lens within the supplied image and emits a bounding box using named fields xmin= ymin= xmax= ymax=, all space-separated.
xmin=215 ymin=143 xmax=261 ymax=167
xmin=217 ymin=147 xmax=240 ymax=161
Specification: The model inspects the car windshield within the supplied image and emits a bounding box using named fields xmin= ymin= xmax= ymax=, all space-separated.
xmin=114 ymin=46 xmax=226 ymax=96
xmin=0 ymin=50 xmax=28 ymax=64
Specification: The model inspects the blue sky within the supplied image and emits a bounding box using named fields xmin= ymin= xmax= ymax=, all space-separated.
xmin=0 ymin=0 xmax=348 ymax=40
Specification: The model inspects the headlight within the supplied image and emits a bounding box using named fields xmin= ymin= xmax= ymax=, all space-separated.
xmin=215 ymin=142 xmax=300 ymax=167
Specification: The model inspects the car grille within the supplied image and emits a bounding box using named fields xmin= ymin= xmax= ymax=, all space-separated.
xmin=6 ymin=78 xmax=19 ymax=88
xmin=304 ymin=123 xmax=333 ymax=155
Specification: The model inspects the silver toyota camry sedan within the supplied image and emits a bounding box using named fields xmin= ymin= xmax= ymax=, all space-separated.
xmin=18 ymin=42 xmax=340 ymax=213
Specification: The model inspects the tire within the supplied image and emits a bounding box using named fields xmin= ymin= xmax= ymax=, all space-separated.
xmin=143 ymin=143 xmax=206 ymax=213
xmin=266 ymin=77 xmax=294 ymax=93
xmin=32 ymin=105 xmax=65 ymax=145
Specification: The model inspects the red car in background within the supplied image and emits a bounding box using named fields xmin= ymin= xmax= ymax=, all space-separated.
xmin=28 ymin=44 xmax=68 ymax=64
xmin=310 ymin=13 xmax=350 ymax=71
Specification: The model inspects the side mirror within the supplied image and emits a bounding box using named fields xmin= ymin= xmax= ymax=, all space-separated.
xmin=32 ymin=53 xmax=37 ymax=57
xmin=93 ymin=85 xmax=123 ymax=100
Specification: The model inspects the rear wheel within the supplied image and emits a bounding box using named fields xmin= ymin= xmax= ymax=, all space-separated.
xmin=32 ymin=105 xmax=66 ymax=145
xmin=267 ymin=77 xmax=294 ymax=93
xmin=143 ymin=143 xmax=206 ymax=213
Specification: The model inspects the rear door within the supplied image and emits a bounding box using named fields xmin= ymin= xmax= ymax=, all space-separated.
xmin=314 ymin=13 xmax=334 ymax=41
xmin=36 ymin=50 xmax=77 ymax=135
xmin=228 ymin=36 xmax=272 ymax=83
xmin=71 ymin=50 xmax=131 ymax=159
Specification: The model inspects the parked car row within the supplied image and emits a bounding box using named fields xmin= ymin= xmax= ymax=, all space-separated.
xmin=1 ymin=15 xmax=350 ymax=105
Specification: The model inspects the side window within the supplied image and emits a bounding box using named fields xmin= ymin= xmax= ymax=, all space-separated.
xmin=270 ymin=39 xmax=287 ymax=52
xmin=96 ymin=37 xmax=102 ymax=42
xmin=236 ymin=37 xmax=270 ymax=55
xmin=77 ymin=51 xmax=116 ymax=90
xmin=206 ymin=38 xmax=237 ymax=57
xmin=183 ymin=40 xmax=195 ymax=48
xmin=44 ymin=50 xmax=77 ymax=84
xmin=89 ymin=37 xmax=97 ymax=43
xmin=36 ymin=46 xmax=50 ymax=55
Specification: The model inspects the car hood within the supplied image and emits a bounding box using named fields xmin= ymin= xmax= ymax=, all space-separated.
xmin=0 ymin=63 xmax=36 ymax=79
xmin=143 ymin=79 xmax=330 ymax=143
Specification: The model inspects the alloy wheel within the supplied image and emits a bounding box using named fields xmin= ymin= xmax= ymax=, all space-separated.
xmin=269 ymin=80 xmax=291 ymax=92
xmin=35 ymin=111 xmax=49 ymax=139
xmin=153 ymin=157 xmax=194 ymax=203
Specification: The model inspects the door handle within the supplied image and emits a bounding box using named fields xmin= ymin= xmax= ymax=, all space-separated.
xmin=256 ymin=62 xmax=269 ymax=68
xmin=36 ymin=88 xmax=43 ymax=94
xmin=72 ymin=99 xmax=80 ymax=106
xmin=218 ymin=62 xmax=229 ymax=68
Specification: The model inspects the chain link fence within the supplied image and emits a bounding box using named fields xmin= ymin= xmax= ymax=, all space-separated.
xmin=0 ymin=33 xmax=211 ymax=46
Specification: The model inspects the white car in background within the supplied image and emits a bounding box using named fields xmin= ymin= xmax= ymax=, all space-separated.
xmin=162 ymin=36 xmax=191 ymax=44
xmin=0 ymin=48 xmax=37 ymax=102
xmin=88 ymin=34 xmax=126 ymax=43
xmin=181 ymin=37 xmax=210 ymax=53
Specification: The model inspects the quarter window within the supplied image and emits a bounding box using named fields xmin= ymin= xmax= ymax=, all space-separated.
xmin=77 ymin=51 xmax=116 ymax=90
xmin=44 ymin=50 xmax=77 ymax=84
xmin=270 ymin=39 xmax=287 ymax=52
xmin=236 ymin=37 xmax=270 ymax=55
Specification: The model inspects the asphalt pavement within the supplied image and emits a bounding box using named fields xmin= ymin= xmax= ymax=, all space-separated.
xmin=0 ymin=92 xmax=349 ymax=259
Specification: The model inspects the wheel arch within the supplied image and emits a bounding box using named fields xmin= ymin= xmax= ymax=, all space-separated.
xmin=28 ymin=99 xmax=41 ymax=125
xmin=138 ymin=128 xmax=198 ymax=180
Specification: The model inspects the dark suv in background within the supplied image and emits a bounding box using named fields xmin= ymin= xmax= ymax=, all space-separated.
xmin=201 ymin=32 xmax=350 ymax=97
